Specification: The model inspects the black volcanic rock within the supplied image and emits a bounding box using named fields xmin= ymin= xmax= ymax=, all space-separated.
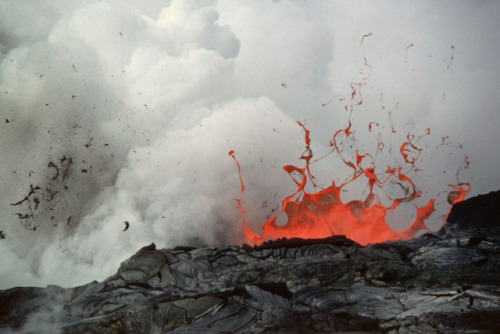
xmin=440 ymin=189 xmax=500 ymax=237
xmin=1 ymin=191 xmax=500 ymax=333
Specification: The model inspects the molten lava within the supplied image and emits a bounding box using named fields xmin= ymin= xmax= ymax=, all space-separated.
xmin=230 ymin=121 xmax=470 ymax=246
xmin=230 ymin=46 xmax=470 ymax=246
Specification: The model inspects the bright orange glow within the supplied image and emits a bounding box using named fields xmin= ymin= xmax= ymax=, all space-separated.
xmin=447 ymin=183 xmax=470 ymax=205
xmin=230 ymin=55 xmax=470 ymax=246
xmin=228 ymin=150 xmax=260 ymax=243
xmin=230 ymin=121 xmax=470 ymax=246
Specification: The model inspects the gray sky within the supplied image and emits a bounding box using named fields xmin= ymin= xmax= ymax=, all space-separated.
xmin=1 ymin=0 xmax=499 ymax=288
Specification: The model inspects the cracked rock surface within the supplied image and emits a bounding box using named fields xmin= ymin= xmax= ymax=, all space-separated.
xmin=1 ymin=190 xmax=499 ymax=333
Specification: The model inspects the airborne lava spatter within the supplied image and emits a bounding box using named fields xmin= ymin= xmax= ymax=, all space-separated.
xmin=229 ymin=37 xmax=471 ymax=246
xmin=231 ymin=119 xmax=470 ymax=246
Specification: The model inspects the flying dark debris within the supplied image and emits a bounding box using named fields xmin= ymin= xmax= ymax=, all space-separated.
xmin=446 ymin=45 xmax=455 ymax=70
xmin=15 ymin=213 xmax=33 ymax=220
xmin=281 ymin=82 xmax=287 ymax=88
xmin=359 ymin=32 xmax=372 ymax=46
xmin=84 ymin=138 xmax=93 ymax=148
xmin=123 ymin=221 xmax=130 ymax=231
xmin=405 ymin=43 xmax=414 ymax=63
xmin=61 ymin=157 xmax=71 ymax=180
xmin=321 ymin=99 xmax=332 ymax=107
xmin=11 ymin=184 xmax=40 ymax=206
xmin=48 ymin=161 xmax=59 ymax=180
xmin=0 ymin=230 xmax=5 ymax=239
xmin=5 ymin=119 xmax=9 ymax=123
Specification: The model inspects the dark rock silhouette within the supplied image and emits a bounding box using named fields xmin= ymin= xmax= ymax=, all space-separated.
xmin=1 ymin=190 xmax=500 ymax=333
xmin=440 ymin=189 xmax=500 ymax=237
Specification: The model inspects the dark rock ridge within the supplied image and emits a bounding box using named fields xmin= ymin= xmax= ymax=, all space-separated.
xmin=440 ymin=189 xmax=500 ymax=237
xmin=1 ymin=191 xmax=500 ymax=333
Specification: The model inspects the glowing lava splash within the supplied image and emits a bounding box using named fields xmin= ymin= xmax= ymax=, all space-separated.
xmin=230 ymin=44 xmax=471 ymax=246
xmin=230 ymin=120 xmax=470 ymax=246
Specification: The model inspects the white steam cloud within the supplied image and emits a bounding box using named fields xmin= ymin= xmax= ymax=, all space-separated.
xmin=1 ymin=1 xmax=499 ymax=288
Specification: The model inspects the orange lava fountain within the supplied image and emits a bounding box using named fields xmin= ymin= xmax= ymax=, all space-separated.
xmin=230 ymin=42 xmax=471 ymax=246
xmin=230 ymin=120 xmax=470 ymax=246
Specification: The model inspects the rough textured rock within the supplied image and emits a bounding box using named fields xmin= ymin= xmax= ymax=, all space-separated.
xmin=440 ymin=189 xmax=500 ymax=238
xmin=1 ymin=190 xmax=499 ymax=333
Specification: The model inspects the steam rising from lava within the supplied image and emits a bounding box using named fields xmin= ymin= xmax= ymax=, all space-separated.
xmin=0 ymin=1 xmax=499 ymax=288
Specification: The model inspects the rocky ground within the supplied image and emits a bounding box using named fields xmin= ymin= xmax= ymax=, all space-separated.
xmin=1 ymin=190 xmax=499 ymax=333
